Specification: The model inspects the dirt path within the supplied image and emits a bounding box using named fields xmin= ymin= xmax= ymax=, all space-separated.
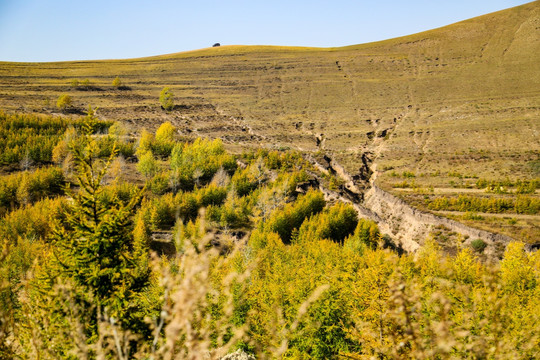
xmin=433 ymin=210 xmax=540 ymax=220
xmin=394 ymin=187 xmax=540 ymax=195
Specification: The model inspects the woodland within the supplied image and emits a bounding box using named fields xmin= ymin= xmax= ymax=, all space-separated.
xmin=0 ymin=110 xmax=538 ymax=359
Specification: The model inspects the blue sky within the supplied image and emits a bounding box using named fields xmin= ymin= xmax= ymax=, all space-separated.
xmin=0 ymin=0 xmax=530 ymax=62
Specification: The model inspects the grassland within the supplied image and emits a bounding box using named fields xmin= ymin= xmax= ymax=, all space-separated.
xmin=0 ymin=1 xmax=539 ymax=243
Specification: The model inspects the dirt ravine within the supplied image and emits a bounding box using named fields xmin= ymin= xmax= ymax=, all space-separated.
xmin=363 ymin=185 xmax=512 ymax=257
xmin=307 ymin=153 xmax=513 ymax=259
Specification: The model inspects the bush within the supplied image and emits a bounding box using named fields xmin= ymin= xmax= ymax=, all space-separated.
xmin=470 ymin=239 xmax=487 ymax=253
xmin=137 ymin=150 xmax=158 ymax=179
xmin=136 ymin=129 xmax=154 ymax=156
xmin=112 ymin=76 xmax=122 ymax=89
xmin=231 ymin=169 xmax=259 ymax=197
xmin=344 ymin=218 xmax=380 ymax=250
xmin=150 ymin=196 xmax=177 ymax=230
xmin=170 ymin=139 xmax=237 ymax=191
xmin=463 ymin=212 xmax=484 ymax=220
xmin=0 ymin=111 xmax=111 ymax=166
xmin=265 ymin=189 xmax=325 ymax=243
xmin=426 ymin=195 xmax=540 ymax=214
xmin=0 ymin=167 xmax=66 ymax=216
xmin=211 ymin=191 xmax=253 ymax=229
xmin=56 ymin=94 xmax=72 ymax=112
xmin=196 ymin=184 xmax=228 ymax=207
xmin=149 ymin=172 xmax=170 ymax=195
xmin=159 ymin=87 xmax=175 ymax=110
xmin=81 ymin=78 xmax=91 ymax=90
xmin=154 ymin=121 xmax=176 ymax=157
xmin=296 ymin=203 xmax=358 ymax=244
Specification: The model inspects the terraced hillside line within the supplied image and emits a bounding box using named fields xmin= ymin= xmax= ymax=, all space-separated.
xmin=213 ymin=105 xmax=266 ymax=142
xmin=433 ymin=210 xmax=540 ymax=221
xmin=394 ymin=187 xmax=540 ymax=195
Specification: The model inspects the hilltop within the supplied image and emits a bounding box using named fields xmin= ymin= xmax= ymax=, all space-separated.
xmin=0 ymin=1 xmax=539 ymax=248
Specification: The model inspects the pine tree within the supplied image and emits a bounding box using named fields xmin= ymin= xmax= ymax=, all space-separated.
xmin=28 ymin=109 xmax=153 ymax=355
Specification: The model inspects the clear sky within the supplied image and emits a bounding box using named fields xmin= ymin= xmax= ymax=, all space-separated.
xmin=0 ymin=0 xmax=531 ymax=62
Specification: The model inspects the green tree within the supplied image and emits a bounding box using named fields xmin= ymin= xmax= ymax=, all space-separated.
xmin=26 ymin=111 xmax=153 ymax=355
xmin=56 ymin=94 xmax=72 ymax=112
xmin=154 ymin=121 xmax=176 ymax=156
xmin=155 ymin=121 xmax=175 ymax=144
xmin=265 ymin=189 xmax=326 ymax=243
xmin=137 ymin=150 xmax=158 ymax=179
xmin=159 ymin=87 xmax=175 ymax=110
xmin=136 ymin=129 xmax=155 ymax=156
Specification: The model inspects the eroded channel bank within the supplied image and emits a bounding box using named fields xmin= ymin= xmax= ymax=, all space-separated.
xmin=304 ymin=153 xmax=513 ymax=259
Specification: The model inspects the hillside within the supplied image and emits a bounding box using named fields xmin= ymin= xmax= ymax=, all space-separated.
xmin=1 ymin=4 xmax=540 ymax=357
xmin=0 ymin=1 xmax=539 ymax=247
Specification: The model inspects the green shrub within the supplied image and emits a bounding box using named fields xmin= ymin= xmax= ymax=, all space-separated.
xmin=471 ymin=239 xmax=487 ymax=253
xmin=112 ymin=76 xmax=122 ymax=88
xmin=427 ymin=195 xmax=539 ymax=214
xmin=149 ymin=172 xmax=170 ymax=195
xmin=231 ymin=169 xmax=259 ymax=197
xmin=296 ymin=203 xmax=358 ymax=244
xmin=170 ymin=138 xmax=236 ymax=191
xmin=393 ymin=180 xmax=411 ymax=188
xmin=402 ymin=171 xmax=416 ymax=178
xmin=0 ymin=112 xmax=80 ymax=165
xmin=265 ymin=189 xmax=325 ymax=243
xmin=159 ymin=87 xmax=175 ymax=110
xmin=150 ymin=194 xmax=176 ymax=230
xmin=196 ymin=184 xmax=228 ymax=207
xmin=56 ymin=94 xmax=72 ymax=112
xmin=344 ymin=218 xmax=380 ymax=250
xmin=137 ymin=150 xmax=159 ymax=179
xmin=208 ymin=190 xmax=254 ymax=229
xmin=516 ymin=180 xmax=538 ymax=194
xmin=98 ymin=182 xmax=139 ymax=207
xmin=154 ymin=121 xmax=176 ymax=157
xmin=136 ymin=129 xmax=155 ymax=156
xmin=463 ymin=212 xmax=484 ymax=220
xmin=0 ymin=167 xmax=65 ymax=216
xmin=175 ymin=192 xmax=199 ymax=223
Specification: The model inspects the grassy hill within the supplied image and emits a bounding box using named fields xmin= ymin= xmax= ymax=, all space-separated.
xmin=0 ymin=1 xmax=539 ymax=243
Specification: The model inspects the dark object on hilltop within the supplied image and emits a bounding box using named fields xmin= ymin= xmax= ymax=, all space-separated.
xmin=213 ymin=43 xmax=221 ymax=47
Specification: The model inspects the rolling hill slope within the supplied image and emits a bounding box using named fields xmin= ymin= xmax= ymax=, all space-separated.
xmin=0 ymin=1 xmax=539 ymax=248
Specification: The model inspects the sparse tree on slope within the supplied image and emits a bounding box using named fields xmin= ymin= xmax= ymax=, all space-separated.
xmin=112 ymin=76 xmax=122 ymax=89
xmin=159 ymin=87 xmax=175 ymax=111
xmin=56 ymin=94 xmax=72 ymax=112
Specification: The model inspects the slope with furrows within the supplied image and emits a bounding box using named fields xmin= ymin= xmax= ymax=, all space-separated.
xmin=0 ymin=1 xmax=538 ymax=247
